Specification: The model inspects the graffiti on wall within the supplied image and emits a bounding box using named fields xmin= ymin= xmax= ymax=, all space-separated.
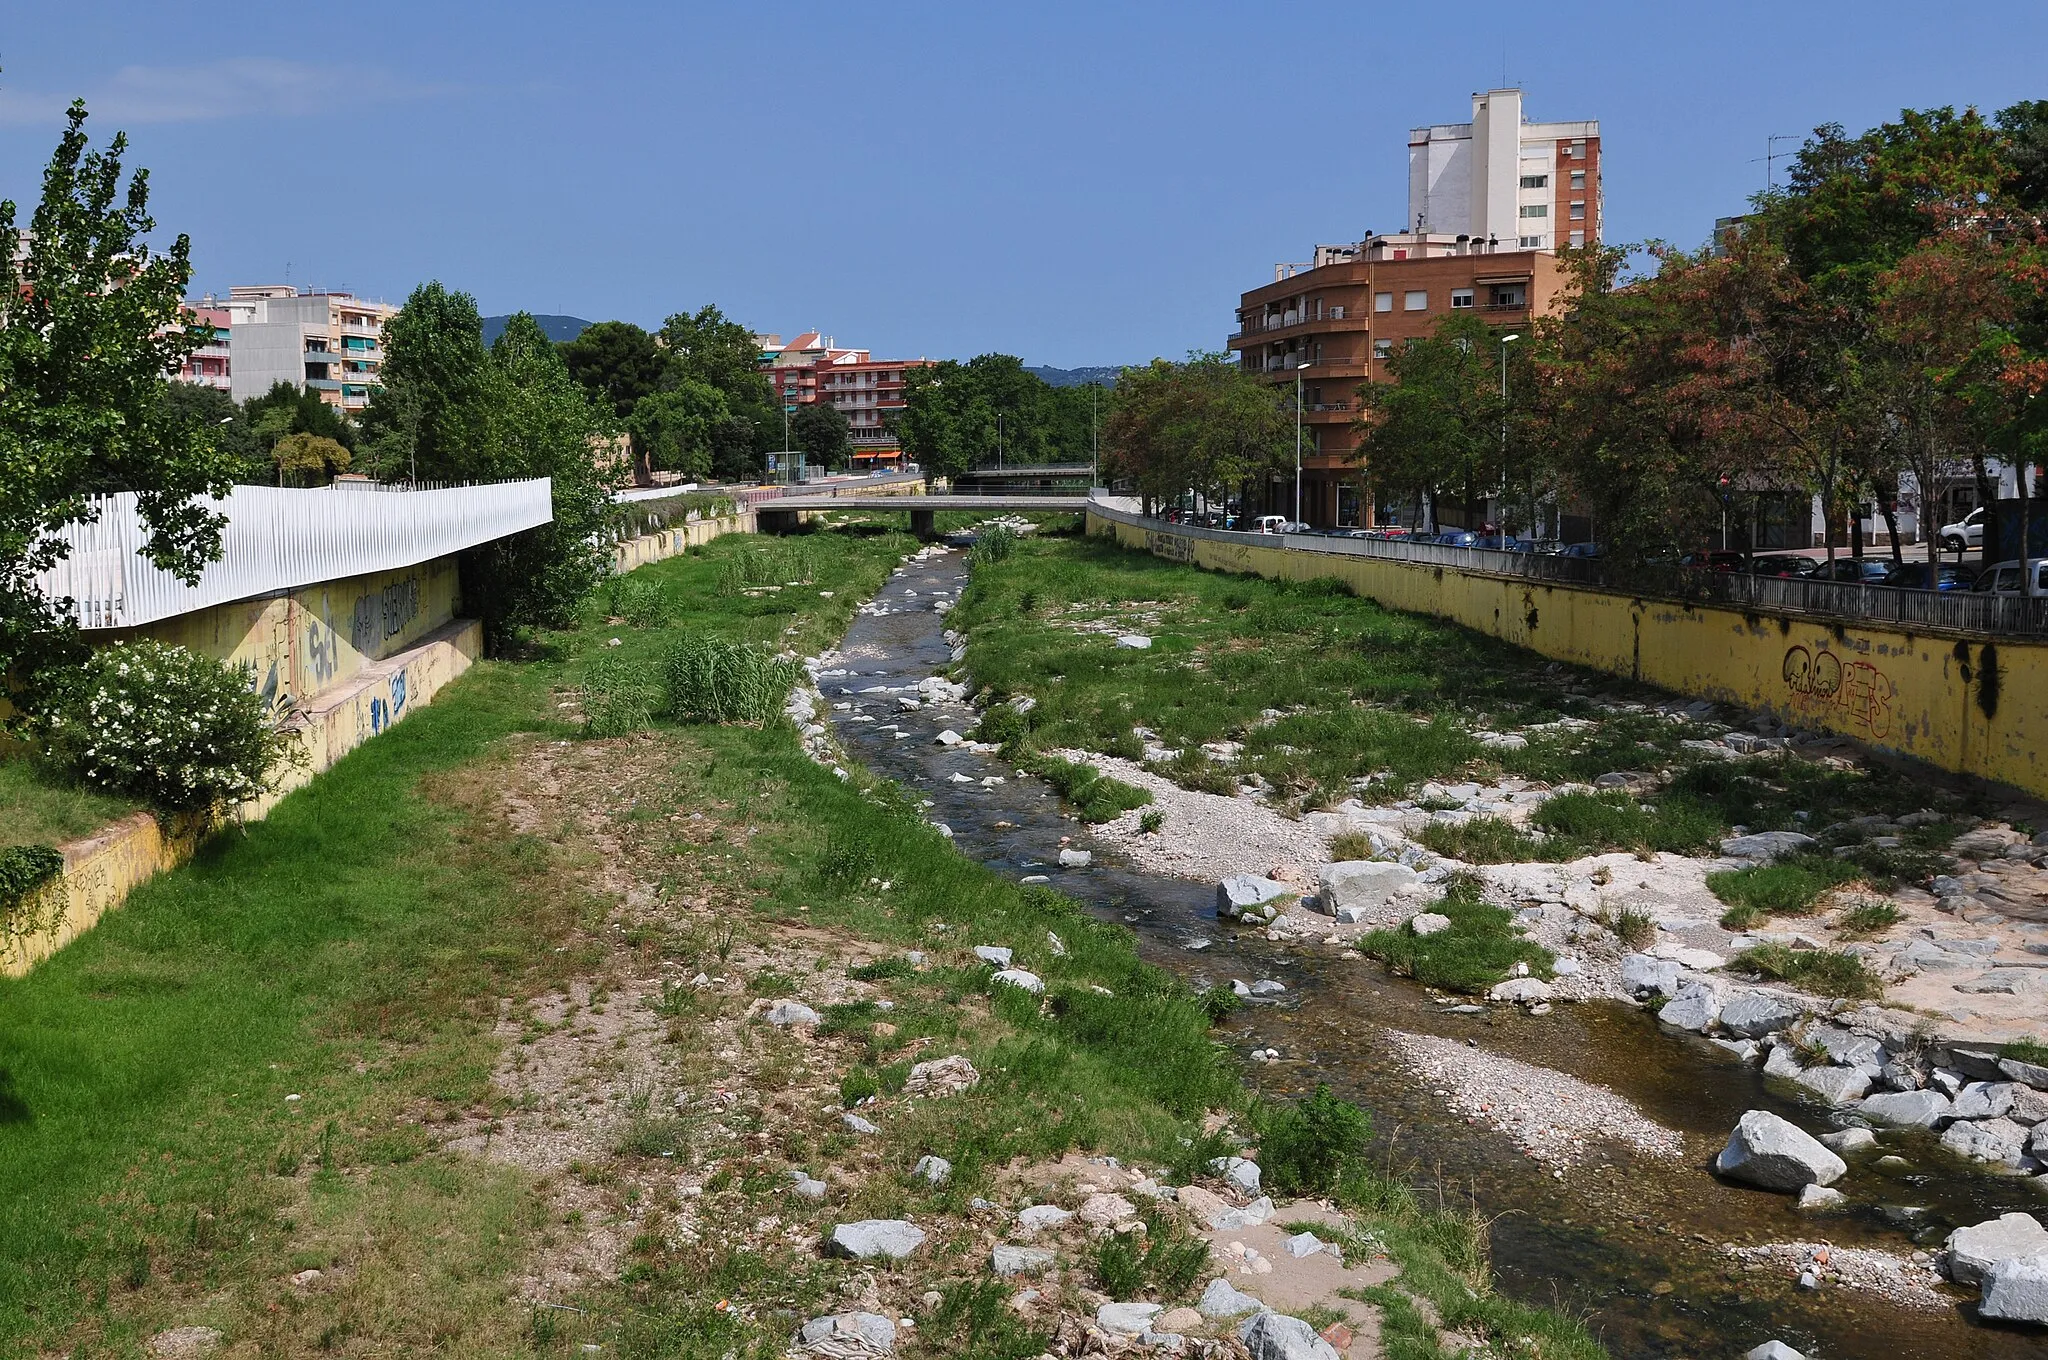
xmin=1783 ymin=645 xmax=1895 ymax=739
xmin=350 ymin=575 xmax=422 ymax=655
xmin=1145 ymin=530 xmax=1196 ymax=563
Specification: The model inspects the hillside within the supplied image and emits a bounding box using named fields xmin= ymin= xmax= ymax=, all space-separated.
xmin=481 ymin=313 xmax=593 ymax=345
xmin=1026 ymin=364 xmax=1124 ymax=388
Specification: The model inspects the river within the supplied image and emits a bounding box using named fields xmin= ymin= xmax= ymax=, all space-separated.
xmin=820 ymin=537 xmax=2044 ymax=1359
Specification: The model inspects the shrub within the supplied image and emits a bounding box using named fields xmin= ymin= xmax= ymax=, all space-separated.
xmin=1611 ymin=906 xmax=1657 ymax=951
xmin=581 ymin=653 xmax=657 ymax=737
xmin=1092 ymin=1213 xmax=1209 ymax=1299
xmin=605 ymin=576 xmax=675 ymax=628
xmin=1729 ymin=944 xmax=1883 ymax=1000
xmin=1257 ymin=1085 xmax=1373 ymax=1195
xmin=0 ymin=844 xmax=65 ymax=943
xmin=1139 ymin=808 xmax=1165 ymax=834
xmin=662 ymin=635 xmax=803 ymax=723
xmin=969 ymin=524 xmax=1017 ymax=567
xmin=37 ymin=640 xmax=298 ymax=814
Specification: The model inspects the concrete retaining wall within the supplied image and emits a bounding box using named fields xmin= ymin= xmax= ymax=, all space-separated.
xmin=611 ymin=510 xmax=755 ymax=572
xmin=1090 ymin=507 xmax=2048 ymax=800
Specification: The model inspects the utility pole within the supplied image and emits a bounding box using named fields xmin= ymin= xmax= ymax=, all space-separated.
xmin=1294 ymin=361 xmax=1311 ymax=528
xmin=1091 ymin=385 xmax=1099 ymax=488
xmin=1498 ymin=334 xmax=1519 ymax=534
xmin=997 ymin=411 xmax=1004 ymax=470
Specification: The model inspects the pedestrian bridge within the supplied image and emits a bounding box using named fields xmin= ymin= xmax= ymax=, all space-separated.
xmin=759 ymin=493 xmax=1091 ymax=535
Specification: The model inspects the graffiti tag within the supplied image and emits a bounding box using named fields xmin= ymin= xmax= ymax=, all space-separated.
xmin=1146 ymin=530 xmax=1196 ymax=564
xmin=1782 ymin=645 xmax=1894 ymax=739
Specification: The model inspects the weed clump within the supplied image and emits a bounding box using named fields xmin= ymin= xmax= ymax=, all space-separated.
xmin=1707 ymin=853 xmax=1861 ymax=928
xmin=1360 ymin=876 xmax=1552 ymax=992
xmin=1031 ymin=755 xmax=1152 ymax=823
xmin=662 ymin=636 xmax=803 ymax=723
xmin=581 ymin=653 xmax=658 ymax=737
xmin=1417 ymin=817 xmax=1547 ymax=864
xmin=605 ymin=575 xmax=675 ymax=628
xmin=1256 ymin=1085 xmax=1373 ymax=1195
xmin=1093 ymin=1211 xmax=1209 ymax=1299
xmin=1729 ymin=943 xmax=1883 ymax=999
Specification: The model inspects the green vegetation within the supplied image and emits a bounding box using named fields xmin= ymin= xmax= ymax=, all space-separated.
xmin=1024 ymin=753 xmax=1153 ymax=824
xmin=1611 ymin=907 xmax=1657 ymax=952
xmin=1360 ymin=876 xmax=1553 ymax=994
xmin=1092 ymin=1210 xmax=1209 ymax=1299
xmin=1729 ymin=943 xmax=1885 ymax=1000
xmin=580 ymin=652 xmax=659 ymax=737
xmin=0 ymin=754 xmax=139 ymax=850
xmin=661 ymin=635 xmax=804 ymax=723
xmin=1256 ymin=1085 xmax=1374 ymax=1196
xmin=1708 ymin=854 xmax=1863 ymax=928
xmin=2001 ymin=1037 xmax=2048 ymax=1066
xmin=967 ymin=523 xmax=1017 ymax=567
xmin=1836 ymin=900 xmax=1904 ymax=937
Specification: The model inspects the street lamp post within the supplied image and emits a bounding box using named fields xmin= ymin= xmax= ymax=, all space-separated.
xmin=1498 ymin=333 xmax=1520 ymax=534
xmin=1295 ymin=360 xmax=1311 ymax=528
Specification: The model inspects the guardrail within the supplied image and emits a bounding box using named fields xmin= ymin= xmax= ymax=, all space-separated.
xmin=35 ymin=479 xmax=555 ymax=630
xmin=1088 ymin=496 xmax=2048 ymax=637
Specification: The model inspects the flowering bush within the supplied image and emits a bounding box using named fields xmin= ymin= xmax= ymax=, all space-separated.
xmin=38 ymin=640 xmax=299 ymax=814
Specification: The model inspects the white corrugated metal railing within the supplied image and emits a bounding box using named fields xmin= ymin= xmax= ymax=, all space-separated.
xmin=34 ymin=479 xmax=555 ymax=630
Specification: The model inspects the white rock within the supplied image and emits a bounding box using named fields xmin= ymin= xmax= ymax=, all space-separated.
xmin=1954 ymin=1081 xmax=2020 ymax=1121
xmin=791 ymin=1170 xmax=829 ymax=1199
xmin=1793 ymin=1066 xmax=1873 ymax=1106
xmin=1941 ymin=1116 xmax=2031 ymax=1166
xmin=796 ymin=1312 xmax=896 ymax=1356
xmin=1818 ymin=1127 xmax=1877 ymax=1153
xmin=1408 ymin=912 xmax=1452 ymax=937
xmin=1238 ymin=1311 xmax=1340 ymax=1360
xmin=1218 ymin=875 xmax=1295 ymax=917
xmin=1283 ymin=1231 xmax=1327 ymax=1258
xmin=1317 ymin=860 xmax=1421 ymax=914
xmin=1016 ymin=1204 xmax=1073 ymax=1233
xmin=1980 ymin=1252 xmax=2048 ymax=1325
xmin=829 ymin=1219 xmax=927 ymax=1260
xmin=1658 ymin=980 xmax=1723 ymax=1033
xmin=936 ymin=730 xmax=963 ymax=746
xmin=766 ymin=1000 xmax=822 ymax=1027
xmin=1719 ymin=831 xmax=1818 ymax=861
xmin=912 ymin=1155 xmax=952 ymax=1184
xmin=1097 ymin=1302 xmax=1163 ymax=1336
xmin=1745 ymin=1344 xmax=1808 ymax=1360
xmin=1490 ymin=977 xmax=1554 ymax=1004
xmin=1058 ymin=848 xmax=1093 ymax=867
xmin=1079 ymin=1192 xmax=1137 ymax=1226
xmin=1209 ymin=1156 xmax=1262 ymax=1194
xmin=973 ymin=945 xmax=1013 ymax=966
xmin=1191 ymin=1277 xmax=1261 ymax=1320
xmin=992 ymin=968 xmax=1044 ymax=995
xmin=1713 ymin=1109 xmax=1847 ymax=1191
xmin=1796 ymin=1183 xmax=1846 ymax=1211
xmin=1213 ymin=1196 xmax=1274 ymax=1230
xmin=843 ymin=1113 xmax=880 ymax=1135
xmin=1857 ymin=1089 xmax=1955 ymax=1128
xmin=1719 ymin=991 xmax=1805 ymax=1038
xmin=991 ymin=1244 xmax=1055 ymax=1278
xmin=1115 ymin=635 xmax=1153 ymax=649
xmin=1945 ymin=1212 xmax=2048 ymax=1286
xmin=1620 ymin=953 xmax=1683 ymax=998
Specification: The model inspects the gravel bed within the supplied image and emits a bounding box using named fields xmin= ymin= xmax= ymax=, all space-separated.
xmin=1383 ymin=1030 xmax=1686 ymax=1170
xmin=1723 ymin=1241 xmax=1952 ymax=1311
xmin=1070 ymin=751 xmax=1330 ymax=883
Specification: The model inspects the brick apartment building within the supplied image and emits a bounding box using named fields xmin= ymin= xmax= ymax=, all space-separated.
xmin=1226 ymin=89 xmax=1597 ymax=528
xmin=758 ymin=331 xmax=933 ymax=468
xmin=1229 ymin=236 xmax=1570 ymax=527
xmin=178 ymin=304 xmax=233 ymax=391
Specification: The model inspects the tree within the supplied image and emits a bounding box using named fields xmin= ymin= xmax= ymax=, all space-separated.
xmin=893 ymin=353 xmax=1101 ymax=482
xmin=629 ymin=379 xmax=729 ymax=481
xmin=1353 ymin=313 xmax=1516 ymax=530
xmin=158 ymin=381 xmax=265 ymax=481
xmin=561 ymin=320 xmax=666 ymax=479
xmin=1099 ymin=353 xmax=1290 ymax=513
xmin=659 ymin=305 xmax=777 ymax=454
xmin=271 ymin=432 xmax=351 ymax=486
xmin=1 ymin=99 xmax=237 ymax=708
xmin=367 ymin=292 xmax=612 ymax=645
xmin=791 ymin=401 xmax=852 ymax=470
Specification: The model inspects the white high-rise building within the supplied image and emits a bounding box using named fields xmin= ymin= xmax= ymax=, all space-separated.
xmin=1407 ymin=89 xmax=1602 ymax=252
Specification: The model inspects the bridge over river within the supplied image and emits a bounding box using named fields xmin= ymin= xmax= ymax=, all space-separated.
xmin=758 ymin=493 xmax=1091 ymax=536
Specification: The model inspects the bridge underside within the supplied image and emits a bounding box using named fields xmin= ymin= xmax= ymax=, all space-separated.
xmin=759 ymin=494 xmax=1091 ymax=539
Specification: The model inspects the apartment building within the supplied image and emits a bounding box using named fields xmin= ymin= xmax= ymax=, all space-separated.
xmin=1408 ymin=89 xmax=1602 ymax=251
xmin=177 ymin=304 xmax=232 ymax=391
xmin=225 ymin=286 xmax=397 ymax=412
xmin=1228 ymin=234 xmax=1570 ymax=527
xmin=758 ymin=331 xmax=933 ymax=466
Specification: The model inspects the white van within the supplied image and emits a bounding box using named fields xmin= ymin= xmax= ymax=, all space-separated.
xmin=1252 ymin=515 xmax=1291 ymax=534
xmin=1973 ymin=558 xmax=2048 ymax=595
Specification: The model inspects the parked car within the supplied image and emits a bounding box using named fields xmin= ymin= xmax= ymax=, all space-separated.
xmin=1939 ymin=507 xmax=1985 ymax=554
xmin=1973 ymin=558 xmax=2048 ymax=595
xmin=1680 ymin=550 xmax=1745 ymax=571
xmin=1432 ymin=529 xmax=1481 ymax=548
xmin=1748 ymin=554 xmax=1815 ymax=577
xmin=1813 ymin=557 xmax=1895 ymax=584
xmin=1884 ymin=561 xmax=1978 ymax=591
xmin=1473 ymin=534 xmax=1521 ymax=550
xmin=1251 ymin=514 xmax=1291 ymax=534
xmin=1556 ymin=541 xmax=1605 ymax=559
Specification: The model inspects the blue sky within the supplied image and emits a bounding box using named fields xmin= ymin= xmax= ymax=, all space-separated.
xmin=2 ymin=3 xmax=2044 ymax=367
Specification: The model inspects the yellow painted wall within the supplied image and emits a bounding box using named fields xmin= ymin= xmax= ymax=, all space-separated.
xmin=109 ymin=557 xmax=461 ymax=714
xmin=6 ymin=617 xmax=483 ymax=976
xmin=1092 ymin=510 xmax=2048 ymax=800
xmin=612 ymin=510 xmax=754 ymax=572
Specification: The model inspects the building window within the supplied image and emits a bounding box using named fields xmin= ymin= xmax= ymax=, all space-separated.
xmin=1519 ymin=204 xmax=1547 ymax=219
xmin=1570 ymin=141 xmax=1586 ymax=158
xmin=1570 ymin=170 xmax=1586 ymax=189
xmin=1517 ymin=235 xmax=1545 ymax=249
xmin=1490 ymin=285 xmax=1527 ymax=308
xmin=1403 ymin=290 xmax=1427 ymax=312
xmin=1570 ymin=201 xmax=1586 ymax=220
xmin=1450 ymin=288 xmax=1474 ymax=309
xmin=1519 ymin=174 xmax=1548 ymax=189
xmin=1373 ymin=339 xmax=1393 ymax=360
xmin=1374 ymin=291 xmax=1393 ymax=313
xmin=1569 ymin=230 xmax=1586 ymax=247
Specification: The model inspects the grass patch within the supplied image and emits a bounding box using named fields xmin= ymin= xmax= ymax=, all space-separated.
xmin=1729 ymin=943 xmax=1884 ymax=1000
xmin=1532 ymin=790 xmax=1722 ymax=856
xmin=662 ymin=635 xmax=804 ymax=723
xmin=1092 ymin=1211 xmax=1209 ymax=1300
xmin=1835 ymin=900 xmax=1903 ymax=938
xmin=2001 ymin=1037 xmax=2048 ymax=1066
xmin=1025 ymin=754 xmax=1153 ymax=824
xmin=1706 ymin=853 xmax=1862 ymax=929
xmin=1360 ymin=876 xmax=1553 ymax=993
xmin=1611 ymin=906 xmax=1657 ymax=951
xmin=1416 ymin=817 xmax=1548 ymax=864
xmin=0 ymin=753 xmax=140 ymax=850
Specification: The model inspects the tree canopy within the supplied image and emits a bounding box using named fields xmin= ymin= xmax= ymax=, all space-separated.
xmin=1 ymin=100 xmax=237 ymax=705
xmin=1099 ymin=353 xmax=1291 ymax=511
xmin=893 ymin=354 xmax=1103 ymax=482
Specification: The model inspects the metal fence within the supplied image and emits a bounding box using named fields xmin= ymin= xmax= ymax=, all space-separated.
xmin=1087 ymin=496 xmax=2048 ymax=638
xmin=34 ymin=479 xmax=556 ymax=630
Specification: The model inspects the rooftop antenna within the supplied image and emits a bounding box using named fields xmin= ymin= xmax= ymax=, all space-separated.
xmin=1751 ymin=134 xmax=1800 ymax=191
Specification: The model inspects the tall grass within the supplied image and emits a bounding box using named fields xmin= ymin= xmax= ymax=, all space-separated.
xmin=1359 ymin=875 xmax=1553 ymax=992
xmin=716 ymin=541 xmax=819 ymax=595
xmin=605 ymin=576 xmax=676 ymax=628
xmin=582 ymin=653 xmax=659 ymax=737
xmin=662 ymin=636 xmax=804 ymax=723
xmin=968 ymin=524 xmax=1017 ymax=567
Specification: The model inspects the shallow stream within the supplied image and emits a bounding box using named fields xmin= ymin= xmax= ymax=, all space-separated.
xmin=824 ymin=539 xmax=2044 ymax=1359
